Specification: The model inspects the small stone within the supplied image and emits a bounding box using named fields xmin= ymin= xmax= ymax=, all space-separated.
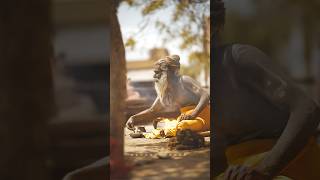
xmin=129 ymin=132 xmax=144 ymax=138
xmin=137 ymin=126 xmax=146 ymax=132
xmin=157 ymin=152 xmax=171 ymax=159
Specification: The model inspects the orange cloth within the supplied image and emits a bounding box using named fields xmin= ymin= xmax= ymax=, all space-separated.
xmin=176 ymin=105 xmax=210 ymax=132
xmin=216 ymin=137 xmax=320 ymax=180
xmin=143 ymin=105 xmax=210 ymax=138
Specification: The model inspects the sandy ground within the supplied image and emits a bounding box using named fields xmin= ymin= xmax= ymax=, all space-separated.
xmin=124 ymin=125 xmax=210 ymax=180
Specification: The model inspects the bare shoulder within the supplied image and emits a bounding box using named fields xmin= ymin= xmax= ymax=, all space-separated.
xmin=150 ymin=97 xmax=165 ymax=111
xmin=232 ymin=43 xmax=271 ymax=66
xmin=180 ymin=75 xmax=204 ymax=93
xmin=181 ymin=75 xmax=201 ymax=87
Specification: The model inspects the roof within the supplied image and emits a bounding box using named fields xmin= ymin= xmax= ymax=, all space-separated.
xmin=127 ymin=60 xmax=155 ymax=70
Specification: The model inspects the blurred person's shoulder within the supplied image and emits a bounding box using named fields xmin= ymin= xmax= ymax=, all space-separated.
xmin=229 ymin=44 xmax=292 ymax=83
xmin=216 ymin=43 xmax=278 ymax=77
xmin=231 ymin=44 xmax=270 ymax=64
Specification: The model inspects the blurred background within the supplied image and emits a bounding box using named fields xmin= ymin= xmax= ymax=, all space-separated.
xmin=49 ymin=0 xmax=107 ymax=179
xmin=0 ymin=0 xmax=108 ymax=180
xmin=222 ymin=0 xmax=320 ymax=102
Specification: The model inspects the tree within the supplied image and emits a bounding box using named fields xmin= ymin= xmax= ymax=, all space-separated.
xmin=122 ymin=0 xmax=210 ymax=85
xmin=110 ymin=0 xmax=128 ymax=178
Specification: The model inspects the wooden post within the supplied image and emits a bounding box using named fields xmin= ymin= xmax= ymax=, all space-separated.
xmin=110 ymin=0 xmax=129 ymax=178
xmin=0 ymin=0 xmax=54 ymax=180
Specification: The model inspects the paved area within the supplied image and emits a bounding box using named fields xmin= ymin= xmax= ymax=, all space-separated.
xmin=124 ymin=125 xmax=210 ymax=180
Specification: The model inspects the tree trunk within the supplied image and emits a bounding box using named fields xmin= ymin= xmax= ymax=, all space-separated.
xmin=110 ymin=0 xmax=127 ymax=178
xmin=0 ymin=1 xmax=54 ymax=180
xmin=203 ymin=15 xmax=210 ymax=87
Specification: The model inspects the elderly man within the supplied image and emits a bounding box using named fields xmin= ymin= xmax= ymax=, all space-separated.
xmin=213 ymin=0 xmax=320 ymax=179
xmin=126 ymin=55 xmax=210 ymax=135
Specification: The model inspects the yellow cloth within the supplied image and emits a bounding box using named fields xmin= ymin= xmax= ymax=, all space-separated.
xmin=143 ymin=105 xmax=210 ymax=138
xmin=176 ymin=105 xmax=210 ymax=132
xmin=215 ymin=137 xmax=320 ymax=180
xmin=143 ymin=129 xmax=165 ymax=139
xmin=143 ymin=119 xmax=178 ymax=139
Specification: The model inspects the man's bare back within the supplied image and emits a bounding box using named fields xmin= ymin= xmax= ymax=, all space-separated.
xmin=213 ymin=43 xmax=320 ymax=178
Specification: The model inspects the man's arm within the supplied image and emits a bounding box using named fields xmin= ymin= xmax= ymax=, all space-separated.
xmin=63 ymin=157 xmax=108 ymax=180
xmin=181 ymin=76 xmax=210 ymax=118
xmin=126 ymin=97 xmax=178 ymax=129
xmin=256 ymin=90 xmax=320 ymax=177
xmin=236 ymin=45 xmax=320 ymax=177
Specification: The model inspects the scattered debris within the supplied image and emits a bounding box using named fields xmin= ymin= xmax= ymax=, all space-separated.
xmin=157 ymin=152 xmax=172 ymax=159
xmin=129 ymin=132 xmax=144 ymax=138
xmin=129 ymin=127 xmax=147 ymax=138
xmin=168 ymin=129 xmax=205 ymax=150
xmin=137 ymin=126 xmax=146 ymax=132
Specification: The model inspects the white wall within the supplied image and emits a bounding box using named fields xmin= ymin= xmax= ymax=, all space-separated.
xmin=127 ymin=69 xmax=154 ymax=81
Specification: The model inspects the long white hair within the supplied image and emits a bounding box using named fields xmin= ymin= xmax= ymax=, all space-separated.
xmin=154 ymin=55 xmax=180 ymax=107
xmin=154 ymin=71 xmax=174 ymax=106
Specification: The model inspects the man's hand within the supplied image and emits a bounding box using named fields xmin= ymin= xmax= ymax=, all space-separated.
xmin=179 ymin=113 xmax=196 ymax=121
xmin=126 ymin=116 xmax=135 ymax=131
xmin=224 ymin=165 xmax=271 ymax=180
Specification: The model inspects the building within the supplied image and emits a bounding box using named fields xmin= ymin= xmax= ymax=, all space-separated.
xmin=50 ymin=1 xmax=108 ymax=179
xmin=127 ymin=48 xmax=169 ymax=81
xmin=52 ymin=0 xmax=108 ymax=115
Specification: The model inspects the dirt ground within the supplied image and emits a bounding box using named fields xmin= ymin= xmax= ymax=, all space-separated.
xmin=124 ymin=125 xmax=210 ymax=180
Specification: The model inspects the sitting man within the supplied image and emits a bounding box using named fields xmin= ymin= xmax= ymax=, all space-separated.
xmin=126 ymin=55 xmax=210 ymax=136
xmin=213 ymin=0 xmax=320 ymax=179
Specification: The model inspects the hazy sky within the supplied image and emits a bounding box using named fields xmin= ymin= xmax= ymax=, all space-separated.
xmin=117 ymin=0 xmax=251 ymax=65
xmin=118 ymin=2 xmax=195 ymax=65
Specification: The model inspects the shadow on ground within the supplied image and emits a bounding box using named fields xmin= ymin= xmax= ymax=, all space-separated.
xmin=124 ymin=127 xmax=210 ymax=180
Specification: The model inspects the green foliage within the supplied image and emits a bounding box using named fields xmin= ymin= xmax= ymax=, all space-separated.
xmin=189 ymin=51 xmax=208 ymax=65
xmin=123 ymin=0 xmax=134 ymax=6
xmin=124 ymin=37 xmax=136 ymax=50
xmin=122 ymin=0 xmax=210 ymax=82
xmin=180 ymin=63 xmax=201 ymax=79
xmin=180 ymin=33 xmax=198 ymax=50
xmin=142 ymin=0 xmax=165 ymax=15
xmin=179 ymin=50 xmax=210 ymax=85
xmin=172 ymin=2 xmax=188 ymax=21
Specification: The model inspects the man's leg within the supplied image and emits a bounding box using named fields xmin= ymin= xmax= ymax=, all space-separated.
xmin=177 ymin=106 xmax=210 ymax=132
xmin=177 ymin=118 xmax=205 ymax=132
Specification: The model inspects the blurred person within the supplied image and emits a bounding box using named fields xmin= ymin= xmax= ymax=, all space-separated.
xmin=213 ymin=0 xmax=320 ymax=179
xmin=63 ymin=157 xmax=108 ymax=180
xmin=126 ymin=55 xmax=210 ymax=136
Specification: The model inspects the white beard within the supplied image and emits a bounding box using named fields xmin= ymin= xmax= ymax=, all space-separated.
xmin=154 ymin=73 xmax=174 ymax=107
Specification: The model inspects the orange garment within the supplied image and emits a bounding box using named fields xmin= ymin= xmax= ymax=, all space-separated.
xmin=176 ymin=105 xmax=210 ymax=132
xmin=143 ymin=105 xmax=210 ymax=138
xmin=216 ymin=137 xmax=320 ymax=180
